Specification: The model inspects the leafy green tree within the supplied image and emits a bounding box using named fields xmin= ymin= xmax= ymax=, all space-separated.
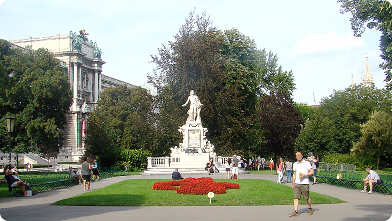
xmin=257 ymin=91 xmax=304 ymax=158
xmin=293 ymin=102 xmax=316 ymax=123
xmin=339 ymin=0 xmax=392 ymax=88
xmin=0 ymin=39 xmax=72 ymax=156
xmin=84 ymin=113 xmax=121 ymax=167
xmin=85 ymin=85 xmax=156 ymax=157
xmin=149 ymin=11 xmax=295 ymax=157
xmin=295 ymin=110 xmax=335 ymax=156
xmin=353 ymin=110 xmax=392 ymax=169
xmin=295 ymin=85 xmax=392 ymax=157
xmin=255 ymin=49 xmax=296 ymax=97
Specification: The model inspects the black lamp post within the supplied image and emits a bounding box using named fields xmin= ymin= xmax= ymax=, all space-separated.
xmin=5 ymin=116 xmax=16 ymax=169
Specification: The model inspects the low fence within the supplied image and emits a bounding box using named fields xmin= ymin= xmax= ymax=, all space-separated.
xmin=318 ymin=162 xmax=356 ymax=171
xmin=10 ymin=167 xmax=133 ymax=196
xmin=312 ymin=170 xmax=392 ymax=195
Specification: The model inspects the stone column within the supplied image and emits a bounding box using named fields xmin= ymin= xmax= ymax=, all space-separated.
xmin=73 ymin=62 xmax=78 ymax=99
xmin=94 ymin=70 xmax=99 ymax=102
xmin=164 ymin=157 xmax=170 ymax=168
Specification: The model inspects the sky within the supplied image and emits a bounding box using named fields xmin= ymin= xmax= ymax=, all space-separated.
xmin=0 ymin=0 xmax=388 ymax=105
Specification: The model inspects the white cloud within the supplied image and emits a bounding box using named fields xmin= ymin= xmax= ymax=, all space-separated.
xmin=293 ymin=31 xmax=366 ymax=55
xmin=0 ymin=0 xmax=6 ymax=7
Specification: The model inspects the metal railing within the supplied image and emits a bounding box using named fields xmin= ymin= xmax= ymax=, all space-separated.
xmin=318 ymin=162 xmax=356 ymax=171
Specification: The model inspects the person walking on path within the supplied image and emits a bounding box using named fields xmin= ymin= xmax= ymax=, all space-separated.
xmin=269 ymin=158 xmax=274 ymax=171
xmin=308 ymin=155 xmax=318 ymax=184
xmin=361 ymin=168 xmax=381 ymax=194
xmin=277 ymin=158 xmax=284 ymax=183
xmin=232 ymin=155 xmax=239 ymax=179
xmin=256 ymin=156 xmax=261 ymax=171
xmin=289 ymin=152 xmax=314 ymax=217
xmin=261 ymin=157 xmax=266 ymax=170
xmin=225 ymin=158 xmax=232 ymax=179
xmin=81 ymin=156 xmax=92 ymax=191
xmin=285 ymin=160 xmax=293 ymax=183
xmin=92 ymin=159 xmax=100 ymax=181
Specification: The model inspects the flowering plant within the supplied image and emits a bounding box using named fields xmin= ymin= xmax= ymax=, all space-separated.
xmin=152 ymin=177 xmax=240 ymax=195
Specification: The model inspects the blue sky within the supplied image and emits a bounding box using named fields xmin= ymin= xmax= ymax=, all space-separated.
xmin=0 ymin=0 xmax=387 ymax=104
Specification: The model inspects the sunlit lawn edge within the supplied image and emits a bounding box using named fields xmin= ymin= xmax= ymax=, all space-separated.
xmin=52 ymin=179 xmax=345 ymax=206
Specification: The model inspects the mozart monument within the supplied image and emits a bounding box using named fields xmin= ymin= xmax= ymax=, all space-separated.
xmin=146 ymin=90 xmax=217 ymax=173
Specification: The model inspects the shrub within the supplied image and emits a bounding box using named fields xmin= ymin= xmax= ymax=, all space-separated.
xmin=118 ymin=149 xmax=151 ymax=171
xmin=321 ymin=153 xmax=376 ymax=171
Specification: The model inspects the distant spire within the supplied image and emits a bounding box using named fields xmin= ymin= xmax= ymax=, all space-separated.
xmin=361 ymin=53 xmax=374 ymax=86
xmin=351 ymin=73 xmax=354 ymax=87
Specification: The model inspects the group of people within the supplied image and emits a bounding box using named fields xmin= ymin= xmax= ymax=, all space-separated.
xmin=1 ymin=165 xmax=32 ymax=197
xmin=271 ymin=153 xmax=318 ymax=185
xmin=68 ymin=157 xmax=100 ymax=191
xmin=224 ymin=155 xmax=239 ymax=179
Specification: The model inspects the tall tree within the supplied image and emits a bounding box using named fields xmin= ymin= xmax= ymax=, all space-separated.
xmin=339 ymin=0 xmax=392 ymax=88
xmin=149 ymin=12 xmax=261 ymax=156
xmin=149 ymin=11 xmax=296 ymax=157
xmin=85 ymin=85 xmax=156 ymax=154
xmin=353 ymin=110 xmax=392 ymax=169
xmin=257 ymin=91 xmax=304 ymax=158
xmin=0 ymin=39 xmax=72 ymax=155
xmin=295 ymin=85 xmax=392 ymax=156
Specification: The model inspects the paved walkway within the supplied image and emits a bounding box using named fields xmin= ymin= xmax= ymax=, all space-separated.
xmin=0 ymin=173 xmax=391 ymax=221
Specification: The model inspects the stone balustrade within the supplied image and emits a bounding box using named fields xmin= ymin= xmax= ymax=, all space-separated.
xmin=147 ymin=156 xmax=238 ymax=168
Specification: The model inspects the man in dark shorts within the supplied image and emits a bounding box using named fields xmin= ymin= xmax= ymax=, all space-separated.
xmin=289 ymin=152 xmax=314 ymax=217
xmin=81 ymin=156 xmax=92 ymax=191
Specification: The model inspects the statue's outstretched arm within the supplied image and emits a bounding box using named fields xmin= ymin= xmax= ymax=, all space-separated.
xmin=182 ymin=97 xmax=190 ymax=107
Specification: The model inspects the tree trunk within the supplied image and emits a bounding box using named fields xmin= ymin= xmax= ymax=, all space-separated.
xmin=377 ymin=156 xmax=380 ymax=170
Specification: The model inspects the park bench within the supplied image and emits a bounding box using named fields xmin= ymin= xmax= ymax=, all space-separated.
xmin=316 ymin=176 xmax=392 ymax=195
xmin=7 ymin=170 xmax=131 ymax=196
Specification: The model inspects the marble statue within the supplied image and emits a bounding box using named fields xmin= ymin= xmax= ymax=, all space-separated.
xmin=182 ymin=90 xmax=203 ymax=122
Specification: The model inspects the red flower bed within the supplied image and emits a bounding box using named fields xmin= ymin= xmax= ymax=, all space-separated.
xmin=152 ymin=177 xmax=240 ymax=195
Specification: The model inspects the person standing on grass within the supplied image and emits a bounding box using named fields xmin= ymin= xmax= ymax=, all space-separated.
xmin=361 ymin=168 xmax=381 ymax=194
xmin=289 ymin=152 xmax=314 ymax=217
xmin=81 ymin=156 xmax=92 ymax=191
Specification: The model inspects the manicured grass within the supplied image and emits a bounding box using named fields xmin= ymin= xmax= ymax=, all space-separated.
xmin=53 ymin=179 xmax=345 ymax=206
xmin=0 ymin=182 xmax=11 ymax=198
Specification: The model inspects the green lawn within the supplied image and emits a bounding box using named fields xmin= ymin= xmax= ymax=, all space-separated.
xmin=53 ymin=179 xmax=345 ymax=206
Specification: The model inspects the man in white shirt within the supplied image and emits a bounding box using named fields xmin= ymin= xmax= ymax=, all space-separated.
xmin=361 ymin=168 xmax=381 ymax=194
xmin=289 ymin=152 xmax=314 ymax=217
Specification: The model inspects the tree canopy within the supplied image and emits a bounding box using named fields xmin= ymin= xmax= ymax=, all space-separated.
xmin=295 ymin=85 xmax=392 ymax=157
xmin=148 ymin=11 xmax=296 ymax=158
xmin=0 ymin=39 xmax=72 ymax=156
xmin=84 ymin=85 xmax=155 ymax=166
xmin=339 ymin=0 xmax=392 ymax=89
xmin=353 ymin=110 xmax=392 ymax=169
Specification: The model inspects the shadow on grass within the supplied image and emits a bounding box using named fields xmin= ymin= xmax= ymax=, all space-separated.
xmin=53 ymin=194 xmax=146 ymax=206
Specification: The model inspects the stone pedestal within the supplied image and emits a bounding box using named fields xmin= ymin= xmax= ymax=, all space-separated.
xmin=170 ymin=120 xmax=216 ymax=170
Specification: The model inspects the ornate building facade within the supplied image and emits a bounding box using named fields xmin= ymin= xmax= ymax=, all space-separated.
xmin=9 ymin=31 xmax=135 ymax=162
